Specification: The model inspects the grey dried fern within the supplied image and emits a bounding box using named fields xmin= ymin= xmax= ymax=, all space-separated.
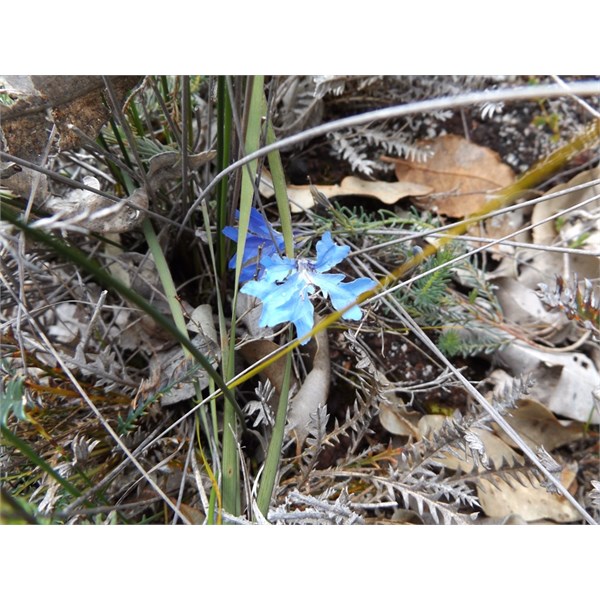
xmin=268 ymin=488 xmax=363 ymax=525
xmin=327 ymin=374 xmax=540 ymax=523
xmin=297 ymin=403 xmax=330 ymax=483
xmin=326 ymin=387 xmax=380 ymax=455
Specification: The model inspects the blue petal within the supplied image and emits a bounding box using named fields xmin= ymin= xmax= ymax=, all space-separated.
xmin=239 ymin=262 xmax=262 ymax=282
xmin=241 ymin=272 xmax=315 ymax=344
xmin=331 ymin=277 xmax=377 ymax=319
xmin=290 ymin=294 xmax=315 ymax=342
xmin=246 ymin=208 xmax=285 ymax=251
xmin=236 ymin=227 xmax=374 ymax=345
xmin=222 ymin=225 xmax=239 ymax=242
xmin=247 ymin=207 xmax=279 ymax=239
xmin=240 ymin=277 xmax=275 ymax=303
xmin=223 ymin=208 xmax=286 ymax=282
xmin=314 ymin=231 xmax=350 ymax=272
xmin=260 ymin=254 xmax=298 ymax=283
xmin=309 ymin=272 xmax=345 ymax=294
xmin=314 ymin=275 xmax=376 ymax=319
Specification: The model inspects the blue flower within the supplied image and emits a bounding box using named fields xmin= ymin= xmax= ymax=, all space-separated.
xmin=241 ymin=232 xmax=376 ymax=343
xmin=222 ymin=207 xmax=286 ymax=283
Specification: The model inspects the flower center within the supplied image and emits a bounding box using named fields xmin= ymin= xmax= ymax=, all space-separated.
xmin=296 ymin=258 xmax=318 ymax=291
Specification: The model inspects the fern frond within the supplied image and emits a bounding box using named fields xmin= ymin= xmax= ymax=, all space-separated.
xmin=313 ymin=75 xmax=348 ymax=99
xmin=269 ymin=488 xmax=364 ymax=525
xmin=325 ymin=388 xmax=379 ymax=454
xmin=327 ymin=131 xmax=379 ymax=177
xmin=298 ymin=403 xmax=330 ymax=480
xmin=378 ymin=468 xmax=476 ymax=524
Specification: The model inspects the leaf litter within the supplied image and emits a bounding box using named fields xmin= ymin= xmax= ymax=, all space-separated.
xmin=1 ymin=75 xmax=600 ymax=525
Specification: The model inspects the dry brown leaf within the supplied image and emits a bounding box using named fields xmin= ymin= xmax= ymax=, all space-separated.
xmin=177 ymin=503 xmax=205 ymax=525
xmin=494 ymin=399 xmax=585 ymax=452
xmin=377 ymin=372 xmax=421 ymax=439
xmin=259 ymin=171 xmax=431 ymax=213
xmin=239 ymin=339 xmax=299 ymax=400
xmin=384 ymin=134 xmax=515 ymax=217
xmin=158 ymin=306 xmax=221 ymax=407
xmin=528 ymin=165 xmax=600 ymax=281
xmin=418 ymin=415 xmax=522 ymax=471
xmin=490 ymin=169 xmax=600 ymax=309
xmin=105 ymin=249 xmax=191 ymax=347
xmin=493 ymin=276 xmax=567 ymax=332
xmin=236 ymin=292 xmax=274 ymax=338
xmin=379 ymin=405 xmax=421 ymax=438
xmin=477 ymin=465 xmax=580 ymax=522
xmin=147 ymin=150 xmax=217 ymax=192
xmin=526 ymin=250 xmax=597 ymax=291
xmin=476 ymin=205 xmax=529 ymax=260
xmin=287 ymin=322 xmax=330 ymax=444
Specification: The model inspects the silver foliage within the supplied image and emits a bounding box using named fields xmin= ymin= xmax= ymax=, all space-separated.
xmin=269 ymin=488 xmax=364 ymax=525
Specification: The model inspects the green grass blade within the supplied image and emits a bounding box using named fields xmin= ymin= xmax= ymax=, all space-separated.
xmin=0 ymin=486 xmax=44 ymax=524
xmin=143 ymin=219 xmax=189 ymax=349
xmin=221 ymin=75 xmax=267 ymax=517
xmin=255 ymin=352 xmax=292 ymax=518
xmin=266 ymin=122 xmax=294 ymax=258
xmin=216 ymin=76 xmax=233 ymax=277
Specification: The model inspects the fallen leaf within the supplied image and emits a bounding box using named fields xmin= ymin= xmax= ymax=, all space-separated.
xmin=491 ymin=166 xmax=600 ymax=298
xmin=475 ymin=205 xmax=529 ymax=259
xmin=237 ymin=292 xmax=275 ymax=338
xmin=516 ymin=249 xmax=598 ymax=298
xmin=390 ymin=508 xmax=425 ymax=524
xmin=496 ymin=340 xmax=600 ymax=424
xmin=48 ymin=302 xmax=86 ymax=344
xmin=178 ymin=503 xmax=205 ymax=525
xmin=377 ymin=371 xmax=421 ymax=439
xmin=525 ymin=165 xmax=600 ymax=283
xmin=477 ymin=465 xmax=580 ymax=522
xmin=187 ymin=304 xmax=219 ymax=340
xmin=239 ymin=339 xmax=299 ymax=400
xmin=494 ymin=399 xmax=585 ymax=452
xmin=44 ymin=176 xmax=148 ymax=233
xmin=106 ymin=250 xmax=168 ymax=311
xmin=159 ymin=306 xmax=221 ymax=407
xmin=259 ymin=171 xmax=431 ymax=213
xmin=147 ymin=150 xmax=216 ymax=192
xmin=532 ymin=166 xmax=600 ymax=248
xmin=493 ymin=276 xmax=568 ymax=332
xmin=105 ymin=248 xmax=190 ymax=344
xmin=379 ymin=404 xmax=421 ymax=438
xmin=287 ymin=320 xmax=331 ymax=444
xmin=384 ymin=134 xmax=515 ymax=217
xmin=417 ymin=415 xmax=521 ymax=471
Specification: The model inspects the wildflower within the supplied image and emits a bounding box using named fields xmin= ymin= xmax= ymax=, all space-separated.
xmin=222 ymin=207 xmax=286 ymax=282
xmin=241 ymin=231 xmax=376 ymax=343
